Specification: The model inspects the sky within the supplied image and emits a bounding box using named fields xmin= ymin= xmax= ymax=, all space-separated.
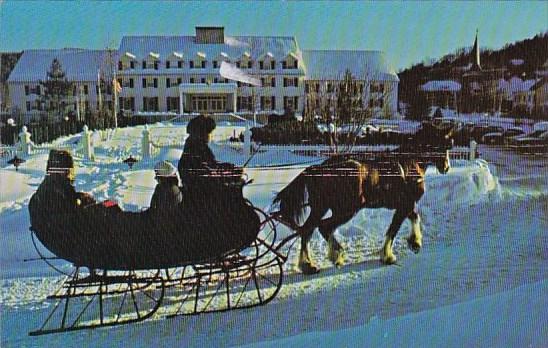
xmin=0 ymin=1 xmax=546 ymax=71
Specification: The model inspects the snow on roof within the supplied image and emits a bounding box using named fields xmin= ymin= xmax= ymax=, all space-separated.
xmin=258 ymin=52 xmax=274 ymax=60
xmin=507 ymin=77 xmax=537 ymax=93
xmin=123 ymin=52 xmax=137 ymax=60
xmin=169 ymin=52 xmax=183 ymax=59
xmin=147 ymin=52 xmax=160 ymax=59
xmin=421 ymin=80 xmax=461 ymax=92
xmin=510 ymin=58 xmax=524 ymax=66
xmin=196 ymin=51 xmax=206 ymax=59
xmin=7 ymin=48 xmax=112 ymax=83
xmin=218 ymin=52 xmax=230 ymax=60
xmin=118 ymin=35 xmax=301 ymax=63
xmin=301 ymin=50 xmax=399 ymax=82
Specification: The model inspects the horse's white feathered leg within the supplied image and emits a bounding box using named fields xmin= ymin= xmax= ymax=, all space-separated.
xmin=327 ymin=234 xmax=345 ymax=268
xmin=381 ymin=238 xmax=397 ymax=264
xmin=407 ymin=213 xmax=422 ymax=253
xmin=299 ymin=245 xmax=320 ymax=274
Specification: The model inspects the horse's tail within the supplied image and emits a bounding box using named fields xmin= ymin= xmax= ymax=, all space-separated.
xmin=273 ymin=173 xmax=307 ymax=226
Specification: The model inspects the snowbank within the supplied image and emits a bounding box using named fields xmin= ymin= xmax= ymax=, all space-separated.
xmin=243 ymin=280 xmax=548 ymax=348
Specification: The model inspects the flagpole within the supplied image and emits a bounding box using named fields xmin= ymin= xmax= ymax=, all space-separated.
xmin=113 ymin=70 xmax=118 ymax=129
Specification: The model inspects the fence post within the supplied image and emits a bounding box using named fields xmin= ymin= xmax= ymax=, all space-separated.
xmin=243 ymin=127 xmax=252 ymax=157
xmin=18 ymin=126 xmax=32 ymax=156
xmin=469 ymin=140 xmax=477 ymax=161
xmin=82 ymin=125 xmax=94 ymax=160
xmin=142 ymin=125 xmax=151 ymax=159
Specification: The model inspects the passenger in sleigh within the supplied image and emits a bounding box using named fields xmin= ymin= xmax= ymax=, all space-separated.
xmin=150 ymin=160 xmax=182 ymax=210
xmin=29 ymin=150 xmax=101 ymax=263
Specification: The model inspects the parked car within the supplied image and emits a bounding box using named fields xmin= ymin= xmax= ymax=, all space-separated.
xmin=316 ymin=123 xmax=329 ymax=134
xmin=471 ymin=125 xmax=504 ymax=143
xmin=507 ymin=130 xmax=548 ymax=154
xmin=337 ymin=124 xmax=380 ymax=138
xmin=481 ymin=127 xmax=525 ymax=145
xmin=533 ymin=121 xmax=548 ymax=132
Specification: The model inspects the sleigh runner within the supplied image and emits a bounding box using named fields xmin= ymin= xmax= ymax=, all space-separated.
xmin=29 ymin=203 xmax=295 ymax=336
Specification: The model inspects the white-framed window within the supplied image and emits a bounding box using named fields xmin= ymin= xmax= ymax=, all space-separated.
xmin=283 ymin=96 xmax=298 ymax=111
xmin=191 ymin=95 xmax=227 ymax=112
xmin=283 ymin=77 xmax=299 ymax=87
xmin=119 ymin=97 xmax=135 ymax=111
xmin=166 ymin=97 xmax=179 ymax=112
xmin=370 ymin=82 xmax=384 ymax=93
xmin=142 ymin=59 xmax=159 ymax=70
xmin=142 ymin=78 xmax=158 ymax=88
xmin=143 ymin=97 xmax=159 ymax=111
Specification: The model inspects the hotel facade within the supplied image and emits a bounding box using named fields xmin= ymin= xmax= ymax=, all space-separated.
xmin=7 ymin=27 xmax=399 ymax=122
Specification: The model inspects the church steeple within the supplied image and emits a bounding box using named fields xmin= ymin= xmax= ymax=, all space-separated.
xmin=471 ymin=29 xmax=482 ymax=71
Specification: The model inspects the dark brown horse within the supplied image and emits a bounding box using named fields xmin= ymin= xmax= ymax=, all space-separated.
xmin=273 ymin=125 xmax=455 ymax=274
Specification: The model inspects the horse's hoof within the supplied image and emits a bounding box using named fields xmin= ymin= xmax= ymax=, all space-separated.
xmin=329 ymin=251 xmax=345 ymax=268
xmin=406 ymin=237 xmax=422 ymax=254
xmin=381 ymin=254 xmax=397 ymax=265
xmin=300 ymin=263 xmax=321 ymax=275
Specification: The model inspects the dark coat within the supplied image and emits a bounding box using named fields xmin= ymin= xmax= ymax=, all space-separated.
xmin=178 ymin=136 xmax=217 ymax=189
xmin=149 ymin=176 xmax=182 ymax=212
xmin=29 ymin=175 xmax=93 ymax=263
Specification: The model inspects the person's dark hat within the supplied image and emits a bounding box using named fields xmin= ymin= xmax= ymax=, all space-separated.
xmin=46 ymin=149 xmax=74 ymax=175
xmin=187 ymin=115 xmax=216 ymax=137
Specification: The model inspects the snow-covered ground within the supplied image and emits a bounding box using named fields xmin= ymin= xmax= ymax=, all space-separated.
xmin=1 ymin=123 xmax=546 ymax=347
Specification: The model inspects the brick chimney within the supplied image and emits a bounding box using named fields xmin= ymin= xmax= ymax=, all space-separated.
xmin=195 ymin=27 xmax=225 ymax=44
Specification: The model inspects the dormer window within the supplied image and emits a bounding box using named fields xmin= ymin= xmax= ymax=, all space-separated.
xmin=193 ymin=52 xmax=207 ymax=69
xmin=213 ymin=61 xmax=218 ymax=69
xmin=240 ymin=51 xmax=252 ymax=69
xmin=283 ymin=52 xmax=299 ymax=69
xmin=142 ymin=52 xmax=160 ymax=70
xmin=167 ymin=52 xmax=184 ymax=69
xmin=119 ymin=52 xmax=137 ymax=71
xmin=259 ymin=52 xmax=275 ymax=70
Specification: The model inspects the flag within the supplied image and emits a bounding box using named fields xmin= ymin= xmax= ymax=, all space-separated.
xmin=219 ymin=61 xmax=261 ymax=86
xmin=113 ymin=78 xmax=122 ymax=94
xmin=97 ymin=70 xmax=103 ymax=109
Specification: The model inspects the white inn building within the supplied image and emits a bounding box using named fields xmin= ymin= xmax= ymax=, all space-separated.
xmin=7 ymin=27 xmax=399 ymax=122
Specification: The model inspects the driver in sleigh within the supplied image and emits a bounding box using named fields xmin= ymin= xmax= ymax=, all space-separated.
xmin=177 ymin=114 xmax=244 ymax=198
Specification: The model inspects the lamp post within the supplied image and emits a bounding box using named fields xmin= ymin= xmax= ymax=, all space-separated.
xmin=8 ymin=155 xmax=25 ymax=171
xmin=123 ymin=155 xmax=138 ymax=169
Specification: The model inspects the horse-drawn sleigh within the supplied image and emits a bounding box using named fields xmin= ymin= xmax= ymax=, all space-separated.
xmin=27 ymin=122 xmax=455 ymax=335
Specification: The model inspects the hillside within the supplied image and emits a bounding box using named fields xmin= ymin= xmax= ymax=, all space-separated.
xmin=398 ymin=32 xmax=548 ymax=109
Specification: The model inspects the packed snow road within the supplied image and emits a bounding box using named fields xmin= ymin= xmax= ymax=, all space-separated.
xmin=1 ymin=143 xmax=546 ymax=347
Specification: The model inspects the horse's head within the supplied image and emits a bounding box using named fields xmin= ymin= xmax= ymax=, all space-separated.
xmin=433 ymin=150 xmax=451 ymax=174
xmin=413 ymin=121 xmax=456 ymax=150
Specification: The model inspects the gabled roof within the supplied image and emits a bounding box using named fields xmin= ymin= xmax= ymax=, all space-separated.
xmin=507 ymin=77 xmax=537 ymax=93
xmin=121 ymin=52 xmax=137 ymax=60
xmin=421 ymin=80 xmax=461 ymax=92
xmin=217 ymin=52 xmax=230 ymax=60
xmin=7 ymin=48 xmax=112 ymax=83
xmin=302 ymin=50 xmax=399 ymax=82
xmin=168 ymin=51 xmax=183 ymax=59
xmin=118 ymin=35 xmax=301 ymax=62
xmin=258 ymin=52 xmax=274 ymax=60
